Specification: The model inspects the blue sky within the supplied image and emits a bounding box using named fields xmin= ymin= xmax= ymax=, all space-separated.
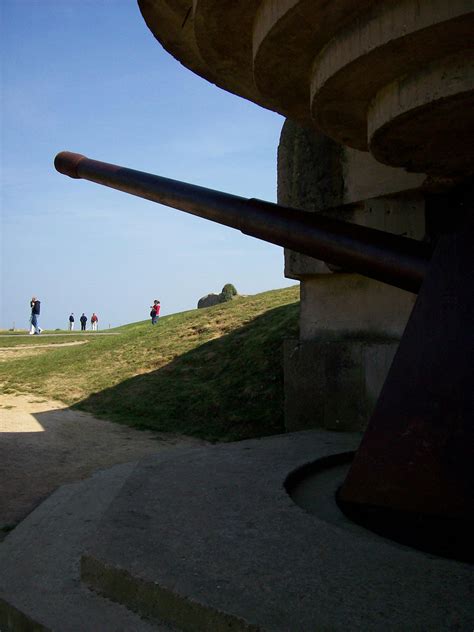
xmin=1 ymin=0 xmax=293 ymax=330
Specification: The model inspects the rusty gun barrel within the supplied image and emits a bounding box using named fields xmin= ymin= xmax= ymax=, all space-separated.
xmin=54 ymin=151 xmax=431 ymax=293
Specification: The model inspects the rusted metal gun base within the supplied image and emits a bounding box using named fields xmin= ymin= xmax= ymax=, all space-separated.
xmin=340 ymin=188 xmax=474 ymax=536
xmin=336 ymin=492 xmax=473 ymax=563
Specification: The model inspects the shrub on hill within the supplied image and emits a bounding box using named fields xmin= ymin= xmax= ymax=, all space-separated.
xmin=198 ymin=282 xmax=238 ymax=308
xmin=221 ymin=283 xmax=238 ymax=301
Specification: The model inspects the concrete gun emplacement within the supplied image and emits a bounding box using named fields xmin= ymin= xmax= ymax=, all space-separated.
xmin=54 ymin=150 xmax=473 ymax=561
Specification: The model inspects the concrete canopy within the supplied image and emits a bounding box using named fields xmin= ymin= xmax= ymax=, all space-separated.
xmin=138 ymin=0 xmax=474 ymax=176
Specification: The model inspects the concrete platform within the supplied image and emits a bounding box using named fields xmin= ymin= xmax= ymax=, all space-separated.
xmin=1 ymin=431 xmax=472 ymax=631
xmin=83 ymin=431 xmax=473 ymax=631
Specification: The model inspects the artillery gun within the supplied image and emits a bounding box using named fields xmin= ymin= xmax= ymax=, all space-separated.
xmin=55 ymin=151 xmax=473 ymax=560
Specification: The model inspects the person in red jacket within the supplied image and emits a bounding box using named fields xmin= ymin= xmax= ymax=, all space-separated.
xmin=150 ymin=300 xmax=161 ymax=325
xmin=91 ymin=313 xmax=99 ymax=331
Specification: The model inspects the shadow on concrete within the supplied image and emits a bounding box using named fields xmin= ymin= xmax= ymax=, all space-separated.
xmin=0 ymin=397 xmax=206 ymax=528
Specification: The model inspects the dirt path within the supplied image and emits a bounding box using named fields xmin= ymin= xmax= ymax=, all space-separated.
xmin=0 ymin=394 xmax=208 ymax=527
xmin=0 ymin=342 xmax=88 ymax=351
xmin=0 ymin=341 xmax=88 ymax=361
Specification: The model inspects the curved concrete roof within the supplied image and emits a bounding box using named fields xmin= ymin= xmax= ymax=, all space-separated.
xmin=138 ymin=0 xmax=474 ymax=176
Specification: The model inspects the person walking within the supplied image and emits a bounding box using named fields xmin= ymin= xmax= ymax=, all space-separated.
xmin=91 ymin=313 xmax=98 ymax=331
xmin=80 ymin=313 xmax=87 ymax=331
xmin=69 ymin=313 xmax=75 ymax=331
xmin=30 ymin=297 xmax=42 ymax=335
xmin=29 ymin=299 xmax=35 ymax=335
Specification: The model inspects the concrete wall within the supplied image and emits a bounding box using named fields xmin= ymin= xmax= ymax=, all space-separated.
xmin=299 ymin=275 xmax=415 ymax=341
xmin=284 ymin=338 xmax=399 ymax=432
xmin=278 ymin=119 xmax=426 ymax=431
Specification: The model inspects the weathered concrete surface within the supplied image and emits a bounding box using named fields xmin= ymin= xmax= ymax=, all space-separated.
xmin=277 ymin=118 xmax=426 ymax=279
xmin=310 ymin=2 xmax=473 ymax=155
xmin=299 ymin=275 xmax=415 ymax=340
xmin=341 ymin=149 xmax=425 ymax=204
xmin=252 ymin=0 xmax=376 ymax=122
xmin=139 ymin=0 xmax=473 ymax=174
xmin=81 ymin=431 xmax=473 ymax=631
xmin=369 ymin=51 xmax=474 ymax=176
xmin=284 ymin=338 xmax=398 ymax=431
xmin=277 ymin=118 xmax=422 ymax=432
xmin=0 ymin=460 xmax=181 ymax=632
xmin=278 ymin=121 xmax=344 ymax=277
xmin=138 ymin=0 xmax=260 ymax=109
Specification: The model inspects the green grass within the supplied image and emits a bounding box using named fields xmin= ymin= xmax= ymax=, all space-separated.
xmin=0 ymin=287 xmax=299 ymax=441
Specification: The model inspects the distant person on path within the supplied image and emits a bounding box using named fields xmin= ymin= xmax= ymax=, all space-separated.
xmin=69 ymin=313 xmax=75 ymax=331
xmin=91 ymin=313 xmax=98 ymax=331
xmin=29 ymin=301 xmax=35 ymax=334
xmin=80 ymin=313 xmax=87 ymax=331
xmin=29 ymin=297 xmax=42 ymax=335
xmin=150 ymin=300 xmax=161 ymax=325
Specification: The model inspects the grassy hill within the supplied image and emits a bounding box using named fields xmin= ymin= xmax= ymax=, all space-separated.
xmin=0 ymin=287 xmax=299 ymax=441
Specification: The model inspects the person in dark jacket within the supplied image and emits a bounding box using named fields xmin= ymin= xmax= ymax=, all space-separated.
xmin=30 ymin=297 xmax=42 ymax=335
xmin=80 ymin=313 xmax=87 ymax=331
xmin=69 ymin=313 xmax=75 ymax=331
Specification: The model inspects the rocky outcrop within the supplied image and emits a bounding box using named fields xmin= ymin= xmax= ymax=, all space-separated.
xmin=197 ymin=293 xmax=223 ymax=309
xmin=197 ymin=284 xmax=238 ymax=309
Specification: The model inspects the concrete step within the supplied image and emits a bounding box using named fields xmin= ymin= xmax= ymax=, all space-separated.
xmin=0 ymin=456 xmax=187 ymax=632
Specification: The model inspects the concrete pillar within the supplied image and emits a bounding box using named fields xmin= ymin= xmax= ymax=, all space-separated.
xmin=278 ymin=120 xmax=426 ymax=431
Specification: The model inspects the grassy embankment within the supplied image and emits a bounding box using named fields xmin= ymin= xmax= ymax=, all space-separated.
xmin=0 ymin=287 xmax=299 ymax=441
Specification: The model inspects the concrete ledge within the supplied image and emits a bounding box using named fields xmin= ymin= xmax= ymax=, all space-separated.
xmin=0 ymin=460 xmax=179 ymax=632
xmin=82 ymin=555 xmax=260 ymax=632
xmin=82 ymin=431 xmax=473 ymax=631
xmin=0 ymin=599 xmax=51 ymax=632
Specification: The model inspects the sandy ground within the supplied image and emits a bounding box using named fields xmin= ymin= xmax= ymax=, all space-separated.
xmin=0 ymin=340 xmax=89 ymax=362
xmin=0 ymin=393 xmax=208 ymax=527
